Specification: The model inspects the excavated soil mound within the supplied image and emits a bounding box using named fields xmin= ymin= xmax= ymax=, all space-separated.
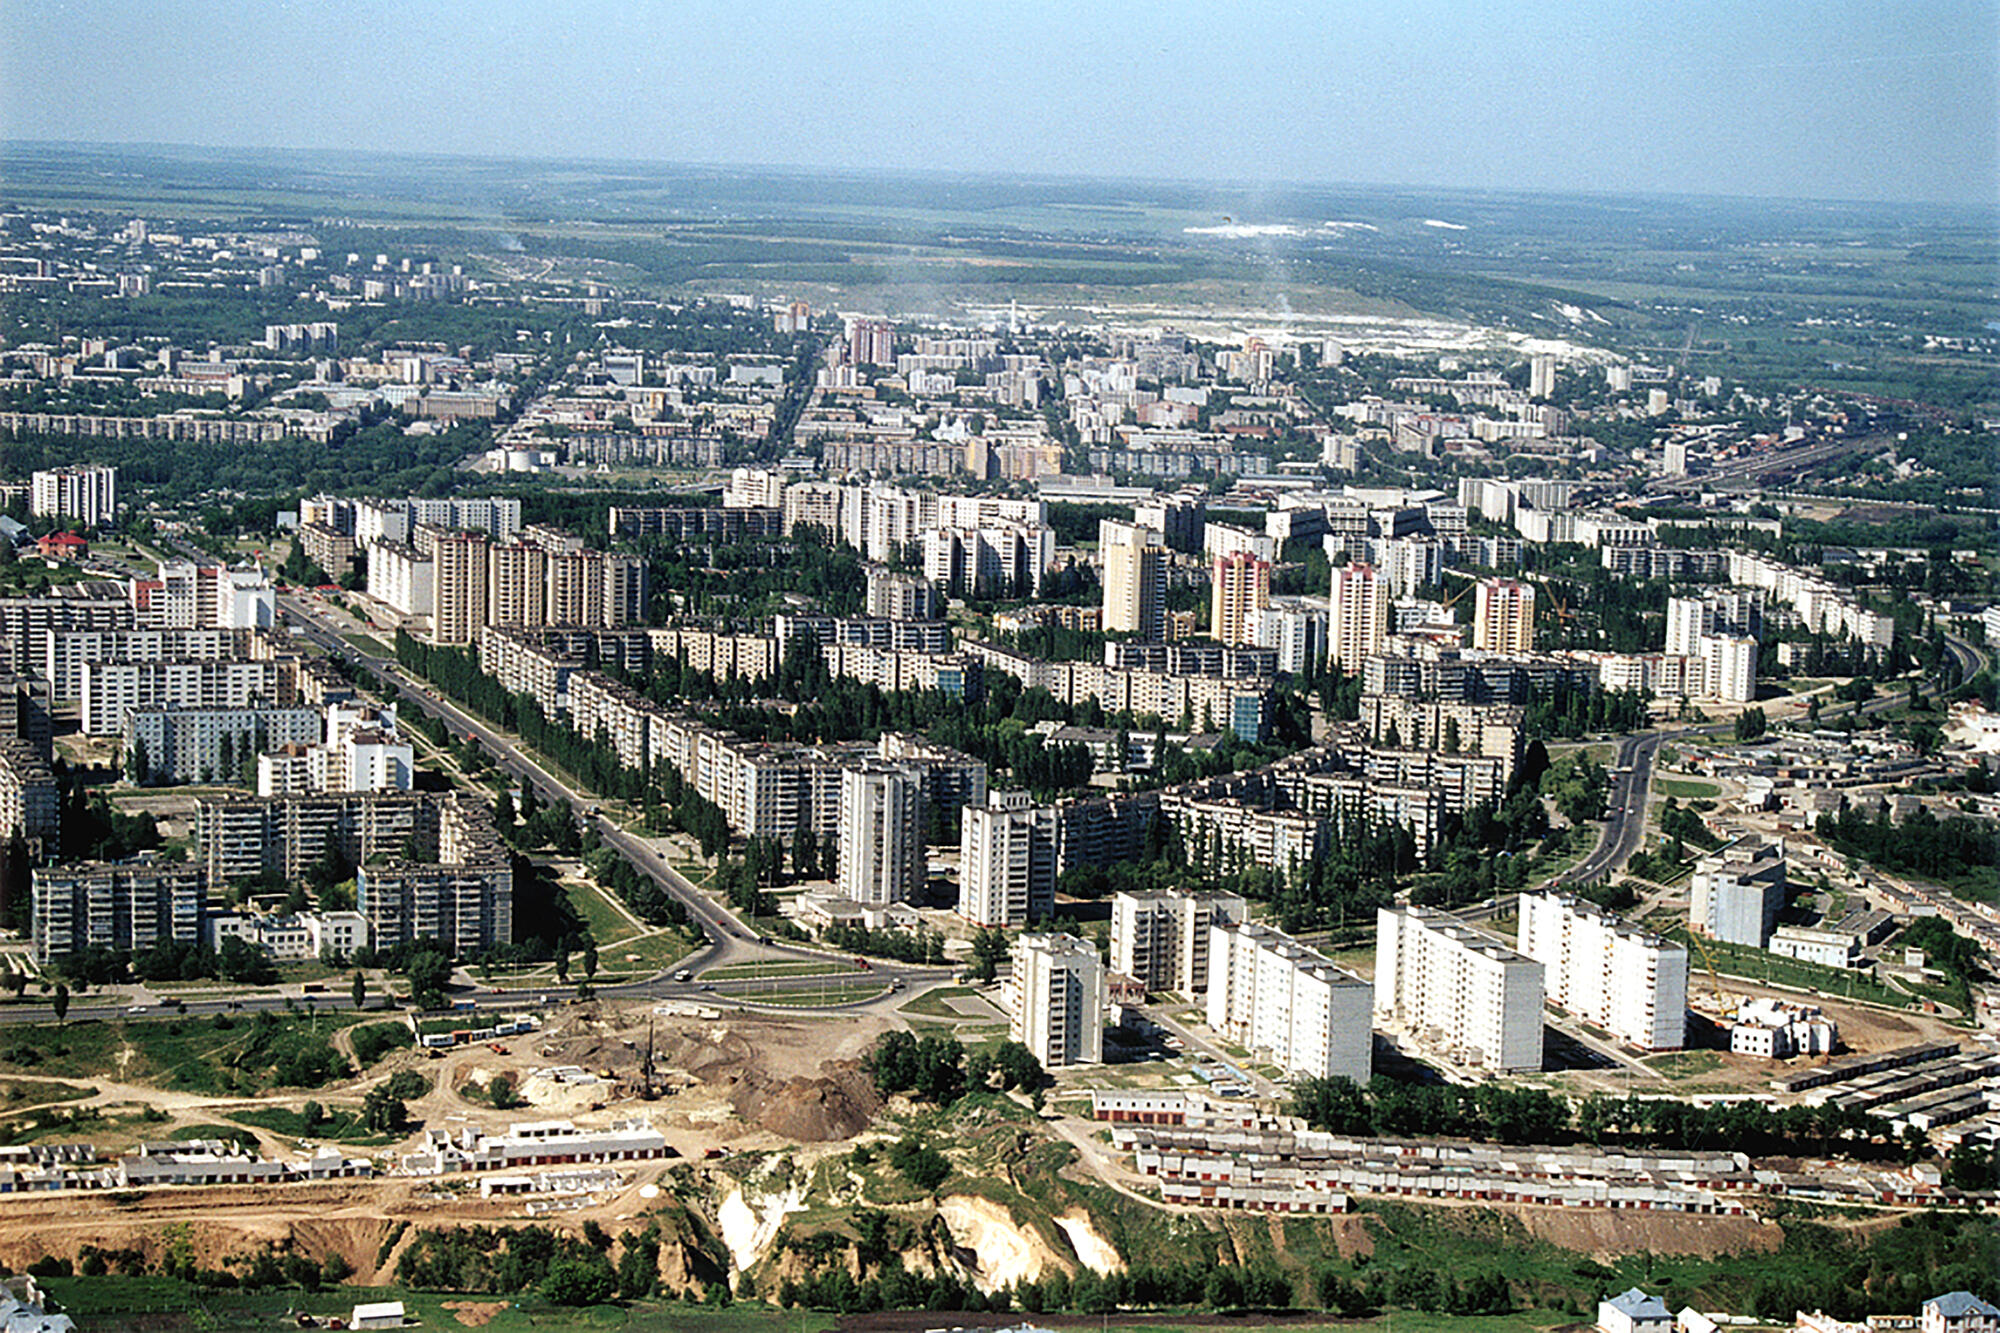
xmin=1519 ymin=1206 xmax=1783 ymax=1258
xmin=728 ymin=1059 xmax=881 ymax=1142
xmin=442 ymin=1301 xmax=509 ymax=1327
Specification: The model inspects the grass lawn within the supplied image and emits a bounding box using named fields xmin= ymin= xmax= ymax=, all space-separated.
xmin=0 ymin=1011 xmax=388 ymax=1096
xmin=1655 ymin=777 xmax=1721 ymax=799
xmin=704 ymin=959 xmax=853 ymax=982
xmin=739 ymin=980 xmax=889 ymax=1007
xmin=228 ymin=1105 xmax=398 ymax=1145
xmin=568 ymin=878 xmax=643 ymax=946
xmin=594 ymin=927 xmax=702 ymax=979
xmin=896 ymin=985 xmax=985 ymax=1019
xmin=1672 ymin=928 xmax=1915 ymax=1008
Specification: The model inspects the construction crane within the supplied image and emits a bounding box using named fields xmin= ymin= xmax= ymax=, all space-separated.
xmin=1686 ymin=931 xmax=1734 ymax=1019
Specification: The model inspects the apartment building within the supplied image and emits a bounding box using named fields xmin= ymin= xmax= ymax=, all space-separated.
xmin=81 ymin=658 xmax=289 ymax=736
xmin=1207 ymin=921 xmax=1373 ymax=1081
xmin=426 ymin=528 xmax=490 ymax=645
xmin=1100 ymin=520 xmax=1165 ymax=640
xmin=1519 ymin=892 xmax=1688 ymax=1051
xmin=865 ymin=564 xmax=943 ymax=621
xmin=1472 ymin=579 xmax=1536 ymax=655
xmin=837 ymin=760 xmax=925 ymax=906
xmin=30 ymin=465 xmax=117 ymax=528
xmin=367 ymin=541 xmax=435 ymax=619
xmin=1329 ymin=563 xmax=1389 ymax=672
xmin=1210 ymin=552 xmax=1271 ymax=648
xmin=1110 ymin=890 xmax=1246 ymax=995
xmin=33 ymin=860 xmax=204 ymax=964
xmin=1690 ymin=837 xmax=1787 ymax=947
xmin=0 ymin=738 xmax=58 ymax=858
xmin=1007 ymin=932 xmax=1104 ymax=1067
xmin=958 ymin=791 xmax=1058 ymax=927
xmin=1374 ymin=906 xmax=1544 ymax=1071
xmin=0 ymin=593 xmax=135 ymax=675
xmin=124 ymin=704 xmax=321 ymax=786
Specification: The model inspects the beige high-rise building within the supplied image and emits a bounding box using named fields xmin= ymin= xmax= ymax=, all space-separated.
xmin=488 ymin=542 xmax=548 ymax=628
xmin=1209 ymin=552 xmax=1270 ymax=647
xmin=1100 ymin=520 xmax=1165 ymax=641
xmin=1472 ymin=578 xmax=1536 ymax=654
xmin=1328 ymin=562 xmax=1388 ymax=672
xmin=429 ymin=530 xmax=491 ymax=645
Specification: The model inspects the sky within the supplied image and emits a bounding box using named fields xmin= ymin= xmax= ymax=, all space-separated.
xmin=3 ymin=0 xmax=1996 ymax=207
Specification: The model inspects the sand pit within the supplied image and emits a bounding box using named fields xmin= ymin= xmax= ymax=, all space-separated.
xmin=937 ymin=1194 xmax=1066 ymax=1292
xmin=1055 ymin=1211 xmax=1122 ymax=1275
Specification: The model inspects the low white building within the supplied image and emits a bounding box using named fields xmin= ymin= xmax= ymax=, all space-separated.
xmin=1729 ymin=997 xmax=1837 ymax=1058
xmin=1600 ymin=1289 xmax=1674 ymax=1333
xmin=1769 ymin=924 xmax=1860 ymax=969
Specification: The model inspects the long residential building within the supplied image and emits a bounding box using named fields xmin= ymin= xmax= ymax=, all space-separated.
xmin=1374 ymin=906 xmax=1544 ymax=1072
xmin=47 ymin=627 xmax=272 ymax=703
xmin=124 ymin=704 xmax=323 ymax=786
xmin=32 ymin=860 xmax=205 ymax=964
xmin=1207 ymin=921 xmax=1373 ymax=1081
xmin=81 ymin=658 xmax=293 ymax=736
xmin=1518 ymin=892 xmax=1688 ymax=1051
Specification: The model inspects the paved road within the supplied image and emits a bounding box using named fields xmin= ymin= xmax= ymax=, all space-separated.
xmin=27 ymin=585 xmax=957 ymax=1024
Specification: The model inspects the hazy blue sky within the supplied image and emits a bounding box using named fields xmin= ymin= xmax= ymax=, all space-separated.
xmin=4 ymin=0 xmax=1995 ymax=206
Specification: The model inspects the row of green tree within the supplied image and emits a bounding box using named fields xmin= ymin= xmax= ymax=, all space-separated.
xmin=1290 ymin=1074 xmax=1901 ymax=1158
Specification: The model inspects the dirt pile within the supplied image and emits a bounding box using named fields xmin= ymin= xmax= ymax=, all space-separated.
xmin=1518 ymin=1206 xmax=1783 ymax=1258
xmin=728 ymin=1059 xmax=880 ymax=1142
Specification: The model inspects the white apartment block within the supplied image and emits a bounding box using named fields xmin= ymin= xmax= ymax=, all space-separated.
xmin=31 ymin=465 xmax=117 ymax=528
xmin=837 ymin=760 xmax=925 ymax=906
xmin=958 ymin=791 xmax=1057 ymax=927
xmin=1110 ymin=890 xmax=1245 ymax=995
xmin=124 ymin=704 xmax=322 ymax=785
xmin=1374 ymin=906 xmax=1544 ymax=1072
xmin=1725 ymin=551 xmax=1894 ymax=652
xmin=1207 ymin=921 xmax=1372 ymax=1081
xmin=81 ymin=658 xmax=287 ymax=736
xmin=1518 ymin=892 xmax=1688 ymax=1051
xmin=1007 ymin=932 xmax=1104 ymax=1067
xmin=367 ymin=541 xmax=435 ymax=619
xmin=46 ymin=627 xmax=246 ymax=703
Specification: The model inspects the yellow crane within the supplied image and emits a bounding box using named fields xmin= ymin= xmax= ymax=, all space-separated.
xmin=1685 ymin=931 xmax=1734 ymax=1020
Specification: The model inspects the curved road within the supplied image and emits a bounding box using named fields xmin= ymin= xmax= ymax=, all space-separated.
xmin=16 ymin=585 xmax=954 ymax=1029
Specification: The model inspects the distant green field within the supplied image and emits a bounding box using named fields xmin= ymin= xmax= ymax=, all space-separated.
xmin=1654 ymin=777 xmax=1720 ymax=799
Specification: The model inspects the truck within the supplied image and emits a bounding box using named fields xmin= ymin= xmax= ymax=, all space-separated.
xmin=674 ymin=969 xmax=693 ymax=983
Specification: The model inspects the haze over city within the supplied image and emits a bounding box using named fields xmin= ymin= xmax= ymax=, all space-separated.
xmin=4 ymin=0 xmax=1998 ymax=205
